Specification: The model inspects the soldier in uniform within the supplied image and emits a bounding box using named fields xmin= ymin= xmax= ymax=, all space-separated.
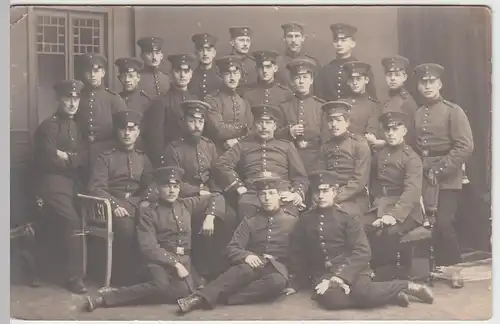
xmin=85 ymin=166 xmax=226 ymax=312
xmin=74 ymin=53 xmax=127 ymax=182
xmin=276 ymin=22 xmax=320 ymax=89
xmin=34 ymin=80 xmax=87 ymax=294
xmin=188 ymin=33 xmax=223 ymax=100
xmin=364 ymin=112 xmax=423 ymax=279
xmin=317 ymin=101 xmax=371 ymax=215
xmin=87 ymin=110 xmax=154 ymax=285
xmin=413 ymin=63 xmax=474 ymax=288
xmin=161 ymin=100 xmax=237 ymax=280
xmin=141 ymin=53 xmax=198 ymax=166
xmin=314 ymin=23 xmax=377 ymax=101
xmin=278 ymin=57 xmax=328 ymax=173
xmin=204 ymin=55 xmax=254 ymax=155
xmin=242 ymin=50 xmax=292 ymax=107
xmin=289 ymin=170 xmax=434 ymax=310
xmin=212 ymin=104 xmax=308 ymax=220
xmin=136 ymin=37 xmax=171 ymax=97
xmin=114 ymin=57 xmax=151 ymax=114
xmin=176 ymin=173 xmax=298 ymax=314
xmin=228 ymin=26 xmax=258 ymax=95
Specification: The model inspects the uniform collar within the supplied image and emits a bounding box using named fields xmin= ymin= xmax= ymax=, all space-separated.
xmin=294 ymin=91 xmax=313 ymax=100
xmin=143 ymin=65 xmax=160 ymax=73
xmin=348 ymin=91 xmax=368 ymax=99
xmin=258 ymin=79 xmax=277 ymax=89
xmin=197 ymin=62 xmax=215 ymax=71
xmin=220 ymin=85 xmax=238 ymax=95
xmin=386 ymin=141 xmax=406 ymax=152
xmin=285 ymin=48 xmax=304 ymax=59
xmin=83 ymin=83 xmax=105 ymax=92
xmin=424 ymin=95 xmax=443 ymax=106
xmin=316 ymin=206 xmax=336 ymax=215
xmin=170 ymin=84 xmax=189 ymax=93
xmin=116 ymin=141 xmax=136 ymax=152
xmin=55 ymin=111 xmax=74 ymax=120
xmin=333 ymin=54 xmax=355 ymax=63
xmin=120 ymin=89 xmax=138 ymax=97
xmin=184 ymin=134 xmax=202 ymax=144
xmin=261 ymin=207 xmax=282 ymax=217
xmin=328 ymin=131 xmax=349 ymax=143
xmin=389 ymin=87 xmax=405 ymax=98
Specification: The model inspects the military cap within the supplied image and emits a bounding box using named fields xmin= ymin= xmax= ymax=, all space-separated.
xmin=114 ymin=57 xmax=144 ymax=74
xmin=344 ymin=61 xmax=372 ymax=77
xmin=167 ymin=53 xmax=197 ymax=70
xmin=308 ymin=170 xmax=339 ymax=189
xmin=181 ymin=100 xmax=211 ymax=118
xmin=155 ymin=166 xmax=185 ymax=185
xmin=192 ymin=33 xmax=218 ymax=49
xmin=229 ymin=26 xmax=253 ymax=38
xmin=330 ymin=23 xmax=357 ymax=39
xmin=216 ymin=55 xmax=243 ymax=73
xmin=321 ymin=101 xmax=352 ymax=116
xmin=251 ymin=103 xmax=282 ymax=121
xmin=253 ymin=50 xmax=280 ymax=66
xmin=113 ymin=110 xmax=143 ymax=129
xmin=286 ymin=57 xmax=318 ymax=75
xmin=281 ymin=22 xmax=305 ymax=35
xmin=381 ymin=55 xmax=410 ymax=72
xmin=137 ymin=37 xmax=164 ymax=52
xmin=79 ymin=53 xmax=107 ymax=69
xmin=414 ymin=63 xmax=444 ymax=80
xmin=53 ymin=79 xmax=84 ymax=98
xmin=379 ymin=111 xmax=409 ymax=128
xmin=252 ymin=171 xmax=282 ymax=191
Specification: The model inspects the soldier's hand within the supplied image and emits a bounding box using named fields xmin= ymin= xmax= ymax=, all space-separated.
xmin=364 ymin=133 xmax=377 ymax=144
xmin=282 ymin=287 xmax=297 ymax=296
xmin=329 ymin=276 xmax=345 ymax=287
xmin=225 ymin=138 xmax=239 ymax=148
xmin=280 ymin=191 xmax=303 ymax=206
xmin=314 ymin=279 xmax=331 ymax=295
xmin=201 ymin=214 xmax=215 ymax=236
xmin=244 ymin=254 xmax=264 ymax=269
xmin=289 ymin=124 xmax=304 ymax=139
xmin=427 ymin=168 xmax=438 ymax=186
xmin=199 ymin=190 xmax=211 ymax=196
xmin=56 ymin=150 xmax=69 ymax=161
xmin=381 ymin=214 xmax=397 ymax=226
xmin=237 ymin=186 xmax=248 ymax=196
xmin=114 ymin=207 xmax=130 ymax=218
xmin=371 ymin=218 xmax=383 ymax=228
xmin=174 ymin=262 xmax=189 ymax=279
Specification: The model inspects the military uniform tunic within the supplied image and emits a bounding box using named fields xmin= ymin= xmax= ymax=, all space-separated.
xmin=232 ymin=52 xmax=258 ymax=94
xmin=242 ymin=80 xmax=292 ymax=108
xmin=137 ymin=66 xmax=171 ymax=98
xmin=342 ymin=94 xmax=381 ymax=135
xmin=119 ymin=89 xmax=151 ymax=114
xmin=188 ymin=65 xmax=223 ymax=100
xmin=381 ymin=88 xmax=418 ymax=145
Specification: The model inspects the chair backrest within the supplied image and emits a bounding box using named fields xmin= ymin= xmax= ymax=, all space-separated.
xmin=77 ymin=194 xmax=113 ymax=227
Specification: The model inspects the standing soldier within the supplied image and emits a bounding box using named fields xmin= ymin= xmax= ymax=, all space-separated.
xmin=204 ymin=55 xmax=254 ymax=155
xmin=242 ymin=50 xmax=292 ymax=107
xmin=276 ymin=22 xmax=320 ymax=89
xmin=289 ymin=170 xmax=434 ymax=310
xmin=317 ymin=101 xmax=371 ymax=215
xmin=87 ymin=110 xmax=154 ymax=286
xmin=176 ymin=173 xmax=299 ymax=314
xmin=315 ymin=23 xmax=377 ymax=101
xmin=114 ymin=57 xmax=151 ymax=114
xmin=74 ymin=53 xmax=127 ymax=181
xmin=188 ymin=33 xmax=223 ymax=100
xmin=413 ymin=63 xmax=474 ymax=288
xmin=136 ymin=37 xmax=171 ymax=97
xmin=141 ymin=53 xmax=198 ymax=166
xmin=85 ymin=166 xmax=226 ymax=312
xmin=34 ymin=80 xmax=87 ymax=294
xmin=212 ymin=104 xmax=308 ymax=220
xmin=278 ymin=57 xmax=328 ymax=173
xmin=228 ymin=26 xmax=257 ymax=95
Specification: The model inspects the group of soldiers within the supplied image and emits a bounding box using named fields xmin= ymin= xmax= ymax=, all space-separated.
xmin=33 ymin=21 xmax=474 ymax=314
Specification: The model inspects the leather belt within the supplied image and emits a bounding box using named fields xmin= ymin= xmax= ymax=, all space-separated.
xmin=296 ymin=138 xmax=321 ymax=149
xmin=166 ymin=246 xmax=190 ymax=256
xmin=415 ymin=147 xmax=450 ymax=157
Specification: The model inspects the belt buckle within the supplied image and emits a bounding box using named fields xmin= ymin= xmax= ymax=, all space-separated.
xmin=88 ymin=135 xmax=95 ymax=143
xmin=298 ymin=140 xmax=308 ymax=148
xmin=176 ymin=247 xmax=185 ymax=255
xmin=422 ymin=149 xmax=429 ymax=157
xmin=324 ymin=260 xmax=333 ymax=268
xmin=124 ymin=192 xmax=131 ymax=199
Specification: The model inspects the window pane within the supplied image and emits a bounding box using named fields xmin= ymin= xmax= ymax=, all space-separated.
xmin=36 ymin=14 xmax=66 ymax=54
xmin=80 ymin=27 xmax=92 ymax=45
xmin=44 ymin=26 xmax=57 ymax=43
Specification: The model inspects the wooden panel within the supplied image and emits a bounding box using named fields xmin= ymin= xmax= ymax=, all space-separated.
xmin=10 ymin=130 xmax=32 ymax=165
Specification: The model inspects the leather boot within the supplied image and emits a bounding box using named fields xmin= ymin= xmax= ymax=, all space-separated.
xmin=177 ymin=294 xmax=204 ymax=314
xmin=451 ymin=272 xmax=464 ymax=289
xmin=406 ymin=282 xmax=434 ymax=304
xmin=85 ymin=295 xmax=105 ymax=312
xmin=393 ymin=291 xmax=410 ymax=307
xmin=67 ymin=278 xmax=88 ymax=294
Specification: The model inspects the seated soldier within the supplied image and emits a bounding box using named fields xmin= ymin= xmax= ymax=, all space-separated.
xmin=84 ymin=166 xmax=226 ymax=312
xmin=290 ymin=170 xmax=434 ymax=310
xmin=87 ymin=110 xmax=154 ymax=285
xmin=212 ymin=103 xmax=308 ymax=221
xmin=364 ymin=111 xmax=423 ymax=280
xmin=176 ymin=173 xmax=298 ymax=314
xmin=34 ymin=80 xmax=87 ymax=294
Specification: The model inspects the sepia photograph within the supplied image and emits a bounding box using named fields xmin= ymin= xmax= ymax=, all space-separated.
xmin=9 ymin=4 xmax=492 ymax=321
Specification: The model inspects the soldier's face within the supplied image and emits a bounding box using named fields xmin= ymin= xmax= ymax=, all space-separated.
xmin=333 ymin=36 xmax=355 ymax=56
xmin=255 ymin=118 xmax=277 ymax=140
xmin=417 ymin=78 xmax=442 ymax=99
xmin=347 ymin=75 xmax=369 ymax=94
xmin=159 ymin=183 xmax=180 ymax=203
xmin=284 ymin=32 xmax=305 ymax=52
xmin=185 ymin=115 xmax=205 ymax=136
xmin=327 ymin=114 xmax=349 ymax=137
xmin=83 ymin=67 xmax=105 ymax=87
xmin=117 ymin=125 xmax=140 ymax=147
xmin=385 ymin=70 xmax=407 ymax=90
xmin=292 ymin=72 xmax=313 ymax=94
xmin=197 ymin=46 xmax=217 ymax=65
xmin=383 ymin=124 xmax=407 ymax=146
xmin=59 ymin=96 xmax=80 ymax=116
xmin=222 ymin=69 xmax=241 ymax=89
xmin=257 ymin=62 xmax=278 ymax=83
xmin=231 ymin=36 xmax=251 ymax=54
xmin=258 ymin=188 xmax=281 ymax=211
xmin=141 ymin=50 xmax=163 ymax=67
xmin=118 ymin=71 xmax=141 ymax=92
xmin=313 ymin=186 xmax=336 ymax=208
xmin=173 ymin=66 xmax=193 ymax=87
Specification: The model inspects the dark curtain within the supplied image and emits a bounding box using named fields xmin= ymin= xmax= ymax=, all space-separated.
xmin=398 ymin=6 xmax=492 ymax=252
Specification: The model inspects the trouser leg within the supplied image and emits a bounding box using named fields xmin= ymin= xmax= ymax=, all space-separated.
xmin=112 ymin=216 xmax=138 ymax=286
xmin=350 ymin=274 xmax=408 ymax=308
xmin=433 ymin=190 xmax=462 ymax=266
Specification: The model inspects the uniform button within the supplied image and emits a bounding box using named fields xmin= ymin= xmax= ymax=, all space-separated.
xmin=268 ymin=228 xmax=272 ymax=232
xmin=267 ymin=236 xmax=271 ymax=239
xmin=319 ymin=235 xmax=324 ymax=240
xmin=319 ymin=227 xmax=323 ymax=231
xmin=320 ymin=214 xmax=324 ymax=218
